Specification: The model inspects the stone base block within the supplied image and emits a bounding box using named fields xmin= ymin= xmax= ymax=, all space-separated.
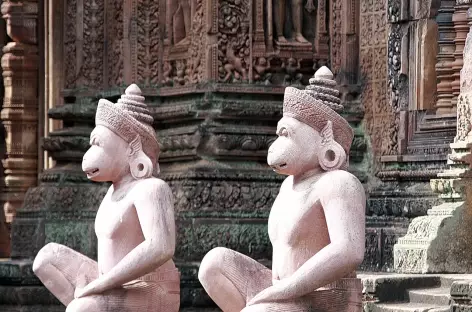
xmin=394 ymin=200 xmax=472 ymax=273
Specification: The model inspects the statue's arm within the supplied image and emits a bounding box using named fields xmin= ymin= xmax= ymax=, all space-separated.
xmin=83 ymin=180 xmax=176 ymax=294
xmin=283 ymin=171 xmax=366 ymax=298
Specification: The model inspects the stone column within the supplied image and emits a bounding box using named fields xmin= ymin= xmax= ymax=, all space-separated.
xmin=394 ymin=0 xmax=472 ymax=273
xmin=0 ymin=1 xmax=39 ymax=223
xmin=451 ymin=1 xmax=470 ymax=108
xmin=435 ymin=1 xmax=457 ymax=114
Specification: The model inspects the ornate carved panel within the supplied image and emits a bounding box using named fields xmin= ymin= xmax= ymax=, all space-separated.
xmin=360 ymin=0 xmax=392 ymax=158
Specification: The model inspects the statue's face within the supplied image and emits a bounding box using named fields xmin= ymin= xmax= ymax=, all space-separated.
xmin=267 ymin=116 xmax=322 ymax=176
xmin=82 ymin=125 xmax=129 ymax=182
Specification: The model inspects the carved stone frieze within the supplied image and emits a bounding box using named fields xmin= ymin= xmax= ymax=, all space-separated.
xmin=206 ymin=132 xmax=276 ymax=159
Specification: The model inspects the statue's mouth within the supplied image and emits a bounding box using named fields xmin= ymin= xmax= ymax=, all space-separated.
xmin=270 ymin=163 xmax=287 ymax=171
xmin=85 ymin=168 xmax=100 ymax=178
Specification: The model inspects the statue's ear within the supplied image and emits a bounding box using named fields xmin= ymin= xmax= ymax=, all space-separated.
xmin=128 ymin=136 xmax=153 ymax=179
xmin=319 ymin=120 xmax=347 ymax=171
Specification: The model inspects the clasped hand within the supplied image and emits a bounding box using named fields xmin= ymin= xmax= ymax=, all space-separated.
xmin=247 ymin=279 xmax=297 ymax=306
xmin=74 ymin=279 xmax=105 ymax=299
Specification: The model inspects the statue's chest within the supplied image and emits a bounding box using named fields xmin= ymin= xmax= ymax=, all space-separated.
xmin=268 ymin=191 xmax=322 ymax=245
xmin=95 ymin=198 xmax=137 ymax=239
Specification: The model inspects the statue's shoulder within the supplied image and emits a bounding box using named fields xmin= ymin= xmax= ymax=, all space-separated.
xmin=132 ymin=177 xmax=173 ymax=196
xmin=318 ymin=170 xmax=364 ymax=199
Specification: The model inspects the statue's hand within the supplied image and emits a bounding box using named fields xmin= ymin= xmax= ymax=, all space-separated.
xmin=246 ymin=280 xmax=295 ymax=306
xmin=74 ymin=279 xmax=104 ymax=299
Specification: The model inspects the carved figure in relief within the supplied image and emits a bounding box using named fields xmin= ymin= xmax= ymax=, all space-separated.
xmin=274 ymin=0 xmax=310 ymax=43
xmin=163 ymin=61 xmax=174 ymax=86
xmin=253 ymin=57 xmax=272 ymax=85
xmin=198 ymin=67 xmax=365 ymax=312
xmin=32 ymin=85 xmax=180 ymax=312
xmin=223 ymin=41 xmax=248 ymax=82
xmin=174 ymin=60 xmax=188 ymax=85
xmin=283 ymin=58 xmax=303 ymax=85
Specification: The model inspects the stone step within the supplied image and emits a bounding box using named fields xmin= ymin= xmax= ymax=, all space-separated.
xmin=407 ymin=287 xmax=451 ymax=306
xmin=369 ymin=302 xmax=449 ymax=312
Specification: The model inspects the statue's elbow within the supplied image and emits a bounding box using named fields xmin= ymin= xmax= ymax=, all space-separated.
xmin=156 ymin=245 xmax=174 ymax=265
xmin=350 ymin=245 xmax=365 ymax=268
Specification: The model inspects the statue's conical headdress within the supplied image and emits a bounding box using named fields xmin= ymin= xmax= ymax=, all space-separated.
xmin=95 ymin=84 xmax=160 ymax=175
xmin=282 ymin=66 xmax=354 ymax=153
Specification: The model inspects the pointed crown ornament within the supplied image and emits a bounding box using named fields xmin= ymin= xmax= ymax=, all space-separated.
xmin=282 ymin=66 xmax=354 ymax=154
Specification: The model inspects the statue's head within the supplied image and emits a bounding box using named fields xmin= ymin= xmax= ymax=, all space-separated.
xmin=267 ymin=66 xmax=354 ymax=175
xmin=82 ymin=84 xmax=160 ymax=182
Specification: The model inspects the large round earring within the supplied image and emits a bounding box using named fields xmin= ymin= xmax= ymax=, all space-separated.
xmin=130 ymin=153 xmax=153 ymax=179
xmin=318 ymin=142 xmax=346 ymax=171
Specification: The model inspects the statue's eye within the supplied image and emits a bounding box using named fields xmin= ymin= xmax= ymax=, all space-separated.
xmin=278 ymin=127 xmax=289 ymax=137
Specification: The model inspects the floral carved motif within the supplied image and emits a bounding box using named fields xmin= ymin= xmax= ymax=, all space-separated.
xmin=137 ymin=0 xmax=159 ymax=86
xmin=82 ymin=0 xmax=104 ymax=87
xmin=218 ymin=0 xmax=250 ymax=83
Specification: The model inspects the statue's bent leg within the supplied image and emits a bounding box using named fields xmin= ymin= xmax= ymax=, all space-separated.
xmin=242 ymin=278 xmax=363 ymax=312
xmin=33 ymin=243 xmax=98 ymax=306
xmin=198 ymin=247 xmax=272 ymax=312
xmin=66 ymin=276 xmax=180 ymax=312
xmin=241 ymin=302 xmax=315 ymax=312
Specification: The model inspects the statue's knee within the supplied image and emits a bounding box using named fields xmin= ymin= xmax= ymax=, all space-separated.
xmin=241 ymin=305 xmax=267 ymax=312
xmin=66 ymin=298 xmax=99 ymax=312
xmin=33 ymin=243 xmax=61 ymax=273
xmin=198 ymin=247 xmax=229 ymax=284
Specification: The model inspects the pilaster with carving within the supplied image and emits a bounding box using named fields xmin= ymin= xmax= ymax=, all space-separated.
xmin=0 ymin=0 xmax=39 ymax=223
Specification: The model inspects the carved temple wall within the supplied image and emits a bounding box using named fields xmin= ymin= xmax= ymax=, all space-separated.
xmin=0 ymin=0 xmax=468 ymax=309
